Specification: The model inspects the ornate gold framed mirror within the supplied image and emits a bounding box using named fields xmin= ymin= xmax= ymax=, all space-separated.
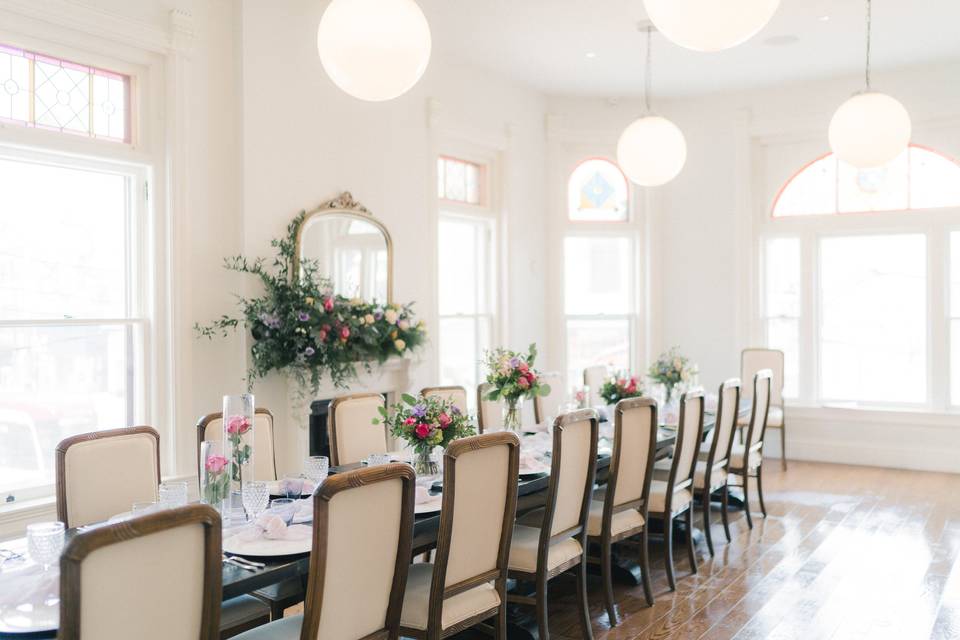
xmin=293 ymin=192 xmax=393 ymax=303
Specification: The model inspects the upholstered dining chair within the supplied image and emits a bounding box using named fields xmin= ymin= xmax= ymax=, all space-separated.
xmin=398 ymin=432 xmax=520 ymax=639
xmin=59 ymin=504 xmax=223 ymax=640
xmin=583 ymin=365 xmax=607 ymax=406
xmin=421 ymin=386 xmax=469 ymax=415
xmin=587 ymin=397 xmax=657 ymax=623
xmin=508 ymin=409 xmax=598 ymax=640
xmin=232 ymin=464 xmax=417 ymax=640
xmin=196 ymin=408 xmax=278 ymax=481
xmin=728 ymin=369 xmax=773 ymax=529
xmin=56 ymin=427 xmax=271 ymax=637
xmin=328 ymin=393 xmax=388 ymax=466
xmin=740 ymin=348 xmax=787 ymax=469
xmin=477 ymin=383 xmax=504 ymax=433
xmin=648 ymin=390 xmax=705 ymax=590
xmin=533 ymin=371 xmax=564 ymax=425
xmin=694 ymin=379 xmax=741 ymax=556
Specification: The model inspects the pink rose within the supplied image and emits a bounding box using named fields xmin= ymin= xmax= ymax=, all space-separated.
xmin=518 ymin=362 xmax=529 ymax=373
xmin=323 ymin=297 xmax=334 ymax=312
xmin=618 ymin=378 xmax=626 ymax=387
xmin=205 ymin=454 xmax=228 ymax=474
xmin=525 ymin=372 xmax=537 ymax=384
xmin=404 ymin=417 xmax=417 ymax=426
xmin=517 ymin=377 xmax=530 ymax=389
xmin=340 ymin=326 xmax=350 ymax=340
xmin=318 ymin=330 xmax=327 ymax=342
xmin=226 ymin=415 xmax=251 ymax=435
xmin=438 ymin=413 xmax=451 ymax=428
xmin=415 ymin=423 xmax=431 ymax=439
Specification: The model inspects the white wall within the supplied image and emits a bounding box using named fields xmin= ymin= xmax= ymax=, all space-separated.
xmin=238 ymin=0 xmax=548 ymax=471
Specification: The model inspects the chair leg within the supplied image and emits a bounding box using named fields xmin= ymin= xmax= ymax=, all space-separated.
xmin=684 ymin=507 xmax=697 ymax=575
xmin=742 ymin=475 xmax=754 ymax=529
xmin=536 ymin=572 xmax=550 ymax=640
xmin=702 ymin=490 xmax=715 ymax=557
xmin=780 ymin=425 xmax=788 ymax=470
xmin=495 ymin=597 xmax=507 ymax=640
xmin=600 ymin=538 xmax=617 ymax=625
xmin=575 ymin=559 xmax=594 ymax=640
xmin=639 ymin=527 xmax=654 ymax=606
xmin=664 ymin=514 xmax=676 ymax=591
xmin=720 ymin=485 xmax=732 ymax=543
xmin=756 ymin=465 xmax=768 ymax=518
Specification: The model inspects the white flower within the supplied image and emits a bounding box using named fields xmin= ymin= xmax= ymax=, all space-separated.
xmin=394 ymin=338 xmax=406 ymax=351
xmin=398 ymin=319 xmax=410 ymax=330
xmin=364 ymin=313 xmax=375 ymax=325
xmin=384 ymin=309 xmax=399 ymax=324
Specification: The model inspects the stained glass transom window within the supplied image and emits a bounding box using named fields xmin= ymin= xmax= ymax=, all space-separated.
xmin=567 ymin=158 xmax=629 ymax=222
xmin=772 ymin=145 xmax=960 ymax=217
xmin=0 ymin=44 xmax=129 ymax=143
xmin=438 ymin=156 xmax=484 ymax=205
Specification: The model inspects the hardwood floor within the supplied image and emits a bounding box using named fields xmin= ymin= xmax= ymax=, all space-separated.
xmin=515 ymin=461 xmax=960 ymax=640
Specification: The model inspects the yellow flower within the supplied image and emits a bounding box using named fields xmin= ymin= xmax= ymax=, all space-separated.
xmin=384 ymin=309 xmax=399 ymax=324
xmin=390 ymin=330 xmax=398 ymax=340
xmin=305 ymin=297 xmax=314 ymax=305
xmin=364 ymin=313 xmax=375 ymax=325
xmin=394 ymin=338 xmax=406 ymax=351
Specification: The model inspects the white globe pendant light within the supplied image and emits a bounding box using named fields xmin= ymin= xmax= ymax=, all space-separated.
xmin=617 ymin=27 xmax=687 ymax=187
xmin=828 ymin=0 xmax=910 ymax=168
xmin=317 ymin=0 xmax=432 ymax=102
xmin=643 ymin=0 xmax=780 ymax=52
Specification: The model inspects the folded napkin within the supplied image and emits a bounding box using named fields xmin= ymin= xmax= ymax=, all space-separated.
xmin=237 ymin=514 xmax=311 ymax=542
xmin=0 ymin=562 xmax=58 ymax=608
xmin=518 ymin=450 xmax=549 ymax=474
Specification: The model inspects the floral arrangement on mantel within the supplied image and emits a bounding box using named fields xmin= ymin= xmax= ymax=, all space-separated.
xmin=648 ymin=347 xmax=698 ymax=402
xmin=483 ymin=344 xmax=551 ymax=431
xmin=599 ymin=373 xmax=643 ymax=406
xmin=375 ymin=393 xmax=475 ymax=475
xmin=195 ymin=213 xmax=427 ymax=394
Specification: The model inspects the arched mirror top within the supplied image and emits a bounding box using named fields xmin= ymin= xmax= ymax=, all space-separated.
xmin=293 ymin=191 xmax=393 ymax=304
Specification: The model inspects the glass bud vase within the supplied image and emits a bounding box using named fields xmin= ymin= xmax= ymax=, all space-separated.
xmin=413 ymin=448 xmax=439 ymax=476
xmin=223 ymin=394 xmax=255 ymax=511
xmin=199 ymin=440 xmax=229 ymax=513
xmin=502 ymin=396 xmax=524 ymax=432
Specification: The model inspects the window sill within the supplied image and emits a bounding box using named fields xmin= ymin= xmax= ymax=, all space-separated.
xmin=784 ymin=403 xmax=959 ymax=428
xmin=0 ymin=496 xmax=57 ymax=541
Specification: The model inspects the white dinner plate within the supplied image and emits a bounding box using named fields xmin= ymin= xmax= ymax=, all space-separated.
xmin=414 ymin=494 xmax=443 ymax=515
xmin=222 ymin=526 xmax=312 ymax=557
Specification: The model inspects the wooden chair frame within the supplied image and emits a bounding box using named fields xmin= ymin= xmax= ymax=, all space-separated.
xmin=587 ymin=397 xmax=658 ymax=623
xmin=328 ymin=393 xmax=388 ymax=466
xmin=195 ymin=408 xmax=279 ymax=482
xmin=696 ymin=378 xmax=741 ymax=556
xmin=507 ymin=409 xmax=598 ymax=640
xmin=299 ymin=463 xmax=415 ymax=640
xmin=646 ymin=390 xmax=704 ymax=591
xmin=59 ymin=503 xmax=222 ymax=640
xmin=399 ymin=432 xmax=520 ymax=640
xmin=741 ymin=348 xmax=787 ymax=470
xmin=728 ymin=370 xmax=773 ymax=529
xmin=55 ymin=426 xmax=160 ymax=528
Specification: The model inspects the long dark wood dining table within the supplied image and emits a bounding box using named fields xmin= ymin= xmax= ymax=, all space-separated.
xmin=0 ymin=403 xmax=747 ymax=638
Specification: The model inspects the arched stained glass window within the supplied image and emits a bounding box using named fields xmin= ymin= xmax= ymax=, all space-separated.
xmin=567 ymin=158 xmax=629 ymax=221
xmin=772 ymin=144 xmax=960 ymax=217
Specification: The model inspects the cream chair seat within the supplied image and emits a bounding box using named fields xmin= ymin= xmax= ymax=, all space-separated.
xmin=648 ymin=480 xmax=693 ymax=514
xmin=399 ymin=563 xmax=500 ymax=631
xmin=508 ymin=524 xmax=583 ymax=572
xmin=224 ymin=614 xmax=301 ymax=639
xmin=730 ymin=443 xmax=761 ymax=470
xmin=738 ymin=406 xmax=781 ymax=428
xmin=693 ymin=461 xmax=727 ymax=490
xmin=586 ymin=502 xmax=644 ymax=537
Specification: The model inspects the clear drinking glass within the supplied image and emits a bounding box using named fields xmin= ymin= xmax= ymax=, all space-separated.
xmin=131 ymin=501 xmax=158 ymax=516
xmin=303 ymin=456 xmax=329 ymax=485
xmin=26 ymin=522 xmax=65 ymax=571
xmin=242 ymin=481 xmax=269 ymax=521
xmin=268 ymin=498 xmax=297 ymax=525
xmin=365 ymin=453 xmax=391 ymax=467
xmin=280 ymin=473 xmax=305 ymax=498
xmin=159 ymin=481 xmax=189 ymax=508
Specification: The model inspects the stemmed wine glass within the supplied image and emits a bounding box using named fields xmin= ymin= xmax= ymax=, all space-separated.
xmin=26 ymin=522 xmax=65 ymax=572
xmin=241 ymin=481 xmax=269 ymax=521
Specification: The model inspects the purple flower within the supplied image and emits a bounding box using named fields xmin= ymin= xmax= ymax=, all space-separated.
xmin=412 ymin=403 xmax=427 ymax=418
xmin=451 ymin=406 xmax=461 ymax=415
xmin=258 ymin=312 xmax=281 ymax=330
xmin=509 ymin=357 xmax=520 ymax=368
xmin=374 ymin=311 xmax=384 ymax=320
xmin=298 ymin=311 xmax=310 ymax=322
xmin=304 ymin=346 xmax=315 ymax=356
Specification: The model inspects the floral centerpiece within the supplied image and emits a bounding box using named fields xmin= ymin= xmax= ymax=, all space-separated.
xmin=195 ymin=212 xmax=427 ymax=397
xmin=483 ymin=344 xmax=551 ymax=432
xmin=648 ymin=347 xmax=698 ymax=404
xmin=200 ymin=443 xmax=230 ymax=510
xmin=375 ymin=393 xmax=475 ymax=474
xmin=599 ymin=373 xmax=643 ymax=405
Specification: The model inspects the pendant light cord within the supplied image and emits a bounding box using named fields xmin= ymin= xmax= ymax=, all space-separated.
xmin=643 ymin=25 xmax=653 ymax=113
xmin=865 ymin=0 xmax=872 ymax=90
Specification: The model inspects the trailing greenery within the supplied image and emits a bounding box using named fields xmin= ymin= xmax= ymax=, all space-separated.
xmin=195 ymin=212 xmax=427 ymax=392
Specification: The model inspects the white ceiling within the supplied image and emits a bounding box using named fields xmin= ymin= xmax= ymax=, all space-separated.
xmin=424 ymin=0 xmax=960 ymax=98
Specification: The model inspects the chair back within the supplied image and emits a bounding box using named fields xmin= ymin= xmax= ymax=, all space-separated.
xmin=541 ymin=410 xmax=598 ymax=539
xmin=196 ymin=408 xmax=277 ymax=481
xmin=55 ymin=427 xmax=160 ymax=528
xmin=328 ymin=393 xmax=388 ymax=466
xmin=583 ymin=366 xmax=607 ymax=406
xmin=741 ymin=348 xmax=784 ymax=408
xmin=427 ymin=433 xmax=519 ymax=626
xmin=59 ymin=504 xmax=221 ymax=640
xmin=708 ymin=378 xmax=741 ymax=467
xmin=608 ymin=398 xmax=657 ymax=510
xmin=664 ymin=391 xmax=705 ymax=496
xmin=533 ymin=371 xmax=564 ymax=424
xmin=421 ymin=386 xmax=468 ymax=415
xmin=746 ymin=369 xmax=773 ymax=451
xmin=301 ymin=464 xmax=415 ymax=640
xmin=476 ymin=383 xmax=504 ymax=433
